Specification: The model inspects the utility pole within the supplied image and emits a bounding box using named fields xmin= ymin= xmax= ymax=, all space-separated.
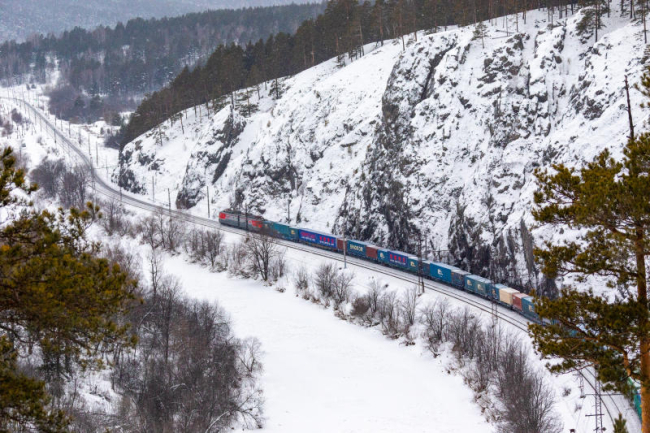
xmin=152 ymin=176 xmax=155 ymax=202
xmin=167 ymin=188 xmax=172 ymax=215
xmin=287 ymin=197 xmax=291 ymax=223
xmin=206 ymin=185 xmax=210 ymax=218
xmin=586 ymin=379 xmax=605 ymax=433
xmin=417 ymin=235 xmax=425 ymax=295
xmin=343 ymin=219 xmax=347 ymax=269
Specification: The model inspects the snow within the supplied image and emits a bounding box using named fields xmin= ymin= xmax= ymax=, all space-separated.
xmin=2 ymin=5 xmax=647 ymax=430
xmin=163 ymin=253 xmax=490 ymax=433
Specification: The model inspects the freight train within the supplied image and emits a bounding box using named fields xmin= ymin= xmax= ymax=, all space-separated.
xmin=218 ymin=209 xmax=539 ymax=320
xmin=218 ymin=208 xmax=642 ymax=420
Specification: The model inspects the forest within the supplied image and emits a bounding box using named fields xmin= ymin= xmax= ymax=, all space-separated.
xmin=122 ymin=0 xmax=643 ymax=145
xmin=0 ymin=3 xmax=325 ymax=100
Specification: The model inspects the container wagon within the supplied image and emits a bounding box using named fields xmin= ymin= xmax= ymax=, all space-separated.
xmin=451 ymin=269 xmax=471 ymax=289
xmin=497 ymin=286 xmax=519 ymax=307
xmin=297 ymin=229 xmax=338 ymax=250
xmin=407 ymin=257 xmax=421 ymax=274
xmin=386 ymin=250 xmax=410 ymax=270
xmin=347 ymin=240 xmax=380 ymax=262
xmin=464 ymin=275 xmax=492 ymax=297
xmin=264 ymin=221 xmax=298 ymax=241
xmin=512 ymin=293 xmax=528 ymax=312
xmin=430 ymin=262 xmax=456 ymax=285
xmin=521 ymin=296 xmax=538 ymax=321
xmin=347 ymin=240 xmax=368 ymax=258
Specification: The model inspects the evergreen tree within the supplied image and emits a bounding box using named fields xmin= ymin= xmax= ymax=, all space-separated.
xmin=0 ymin=147 xmax=137 ymax=431
xmin=529 ymin=73 xmax=650 ymax=433
xmin=614 ymin=413 xmax=629 ymax=433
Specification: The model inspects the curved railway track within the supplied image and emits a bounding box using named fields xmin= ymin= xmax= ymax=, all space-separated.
xmin=4 ymin=93 xmax=641 ymax=432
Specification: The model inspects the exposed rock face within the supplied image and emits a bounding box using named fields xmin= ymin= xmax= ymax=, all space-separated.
xmin=119 ymin=5 xmax=646 ymax=293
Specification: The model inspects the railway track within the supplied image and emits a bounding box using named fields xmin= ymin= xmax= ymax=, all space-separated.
xmin=4 ymin=93 xmax=641 ymax=432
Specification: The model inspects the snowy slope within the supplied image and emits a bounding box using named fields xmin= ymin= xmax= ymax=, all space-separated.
xmin=118 ymin=3 xmax=649 ymax=294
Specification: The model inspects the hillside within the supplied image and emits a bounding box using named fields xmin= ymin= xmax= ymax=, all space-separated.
xmin=117 ymin=3 xmax=648 ymax=294
xmin=0 ymin=0 xmax=322 ymax=42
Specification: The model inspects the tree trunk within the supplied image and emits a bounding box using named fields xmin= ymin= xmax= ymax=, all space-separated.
xmin=636 ymin=228 xmax=650 ymax=433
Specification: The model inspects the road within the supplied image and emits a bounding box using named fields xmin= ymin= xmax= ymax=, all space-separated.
xmin=4 ymin=93 xmax=642 ymax=433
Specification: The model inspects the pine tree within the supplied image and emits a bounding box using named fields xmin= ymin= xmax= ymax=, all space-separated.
xmin=473 ymin=21 xmax=488 ymax=48
xmin=614 ymin=413 xmax=629 ymax=433
xmin=0 ymin=147 xmax=137 ymax=431
xmin=529 ymin=72 xmax=650 ymax=433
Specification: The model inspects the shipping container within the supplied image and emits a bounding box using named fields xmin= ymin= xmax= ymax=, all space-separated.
xmin=297 ymin=229 xmax=338 ymax=249
xmin=347 ymin=240 xmax=367 ymax=257
xmin=430 ymin=262 xmax=455 ymax=285
xmin=512 ymin=293 xmax=527 ymax=312
xmin=366 ymin=245 xmax=378 ymax=261
xmin=465 ymin=275 xmax=491 ymax=297
xmin=421 ymin=260 xmax=433 ymax=279
xmin=387 ymin=250 xmax=409 ymax=269
xmin=407 ymin=257 xmax=420 ymax=274
xmin=265 ymin=221 xmax=298 ymax=241
xmin=498 ymin=287 xmax=519 ymax=306
xmin=377 ymin=248 xmax=390 ymax=265
xmin=490 ymin=284 xmax=507 ymax=302
xmin=521 ymin=296 xmax=538 ymax=320
xmin=451 ymin=269 xmax=470 ymax=289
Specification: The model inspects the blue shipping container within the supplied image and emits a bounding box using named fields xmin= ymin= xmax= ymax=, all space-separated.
xmin=521 ymin=296 xmax=538 ymax=320
xmin=407 ymin=257 xmax=420 ymax=273
xmin=430 ymin=262 xmax=454 ymax=284
xmin=347 ymin=240 xmax=367 ymax=257
xmin=267 ymin=221 xmax=298 ymax=241
xmin=489 ymin=284 xmax=504 ymax=301
xmin=377 ymin=249 xmax=390 ymax=265
xmin=298 ymin=229 xmax=337 ymax=249
xmin=451 ymin=269 xmax=470 ymax=288
xmin=465 ymin=275 xmax=491 ymax=297
xmin=388 ymin=251 xmax=409 ymax=269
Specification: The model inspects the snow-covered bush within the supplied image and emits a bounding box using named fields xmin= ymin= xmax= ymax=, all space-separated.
xmin=293 ymin=266 xmax=310 ymax=293
xmin=418 ymin=304 xmax=562 ymax=432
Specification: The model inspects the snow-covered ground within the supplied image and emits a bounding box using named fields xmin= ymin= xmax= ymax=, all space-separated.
xmin=1 ymin=6 xmax=645 ymax=428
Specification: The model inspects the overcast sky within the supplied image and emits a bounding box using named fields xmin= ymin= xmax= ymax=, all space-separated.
xmin=0 ymin=0 xmax=318 ymax=42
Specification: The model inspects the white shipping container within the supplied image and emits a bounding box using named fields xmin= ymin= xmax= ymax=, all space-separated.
xmin=498 ymin=287 xmax=519 ymax=305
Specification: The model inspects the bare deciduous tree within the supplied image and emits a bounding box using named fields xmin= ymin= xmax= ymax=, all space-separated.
xmin=315 ymin=263 xmax=338 ymax=299
xmin=99 ymin=198 xmax=130 ymax=236
xmin=204 ymin=229 xmax=224 ymax=270
xmin=59 ymin=165 xmax=89 ymax=209
xmin=400 ymin=287 xmax=419 ymax=331
xmin=366 ymin=278 xmax=385 ymax=316
xmin=30 ymin=158 xmax=65 ymax=198
xmin=246 ymin=232 xmax=281 ymax=282
xmin=332 ymin=270 xmax=354 ymax=307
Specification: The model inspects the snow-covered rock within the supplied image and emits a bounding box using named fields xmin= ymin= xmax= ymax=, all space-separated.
xmin=118 ymin=4 xmax=648 ymax=294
